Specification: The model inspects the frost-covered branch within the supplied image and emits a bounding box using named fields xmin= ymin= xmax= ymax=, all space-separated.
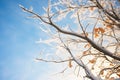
xmin=58 ymin=34 xmax=101 ymax=80
xmin=20 ymin=0 xmax=120 ymax=79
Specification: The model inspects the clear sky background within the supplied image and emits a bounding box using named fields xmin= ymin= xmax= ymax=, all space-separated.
xmin=0 ymin=0 xmax=63 ymax=80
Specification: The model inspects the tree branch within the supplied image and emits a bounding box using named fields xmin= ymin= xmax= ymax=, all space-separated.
xmin=20 ymin=6 xmax=120 ymax=61
xmin=36 ymin=58 xmax=73 ymax=63
xmin=58 ymin=34 xmax=100 ymax=80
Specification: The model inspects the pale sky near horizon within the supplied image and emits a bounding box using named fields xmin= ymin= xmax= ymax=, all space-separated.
xmin=0 ymin=0 xmax=66 ymax=80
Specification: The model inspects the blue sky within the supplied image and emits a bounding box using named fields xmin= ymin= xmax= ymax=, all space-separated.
xmin=0 ymin=0 xmax=60 ymax=80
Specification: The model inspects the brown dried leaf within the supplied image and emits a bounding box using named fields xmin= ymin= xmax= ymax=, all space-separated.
xmin=106 ymin=25 xmax=113 ymax=28
xmin=89 ymin=59 xmax=96 ymax=64
xmin=100 ymin=71 xmax=104 ymax=75
xmin=84 ymin=43 xmax=91 ymax=48
xmin=90 ymin=7 xmax=94 ymax=11
xmin=68 ymin=60 xmax=72 ymax=68
xmin=94 ymin=28 xmax=99 ymax=38
xmin=109 ymin=63 xmax=114 ymax=66
xmin=83 ymin=51 xmax=88 ymax=55
xmin=99 ymin=27 xmax=105 ymax=33
xmin=94 ymin=33 xmax=99 ymax=38
xmin=94 ymin=28 xmax=99 ymax=33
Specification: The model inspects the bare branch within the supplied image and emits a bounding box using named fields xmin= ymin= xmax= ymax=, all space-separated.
xmin=58 ymin=33 xmax=101 ymax=80
xmin=36 ymin=58 xmax=73 ymax=63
